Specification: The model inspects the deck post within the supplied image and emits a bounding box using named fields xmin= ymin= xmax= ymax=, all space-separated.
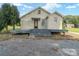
xmin=60 ymin=32 xmax=65 ymax=36
xmin=63 ymin=32 xmax=65 ymax=36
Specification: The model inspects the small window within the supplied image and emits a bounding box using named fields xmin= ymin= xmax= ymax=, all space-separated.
xmin=46 ymin=16 xmax=49 ymax=19
xmin=54 ymin=17 xmax=58 ymax=22
xmin=38 ymin=10 xmax=41 ymax=14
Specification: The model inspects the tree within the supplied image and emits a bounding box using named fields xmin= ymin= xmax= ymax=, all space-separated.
xmin=1 ymin=3 xmax=20 ymax=31
xmin=0 ymin=9 xmax=5 ymax=31
xmin=10 ymin=5 xmax=20 ymax=30
xmin=64 ymin=15 xmax=79 ymax=28
xmin=64 ymin=15 xmax=79 ymax=24
xmin=1 ymin=3 xmax=11 ymax=32
xmin=64 ymin=15 xmax=72 ymax=24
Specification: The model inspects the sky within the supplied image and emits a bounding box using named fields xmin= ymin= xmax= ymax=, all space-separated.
xmin=1 ymin=3 xmax=79 ymax=17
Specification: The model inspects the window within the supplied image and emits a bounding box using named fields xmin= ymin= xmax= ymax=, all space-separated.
xmin=54 ymin=17 xmax=58 ymax=22
xmin=38 ymin=10 xmax=41 ymax=14
xmin=46 ymin=16 xmax=49 ymax=19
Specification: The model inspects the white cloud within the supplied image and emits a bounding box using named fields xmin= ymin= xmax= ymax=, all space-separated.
xmin=42 ymin=3 xmax=62 ymax=12
xmin=13 ymin=3 xmax=33 ymax=8
xmin=12 ymin=3 xmax=22 ymax=6
xmin=43 ymin=3 xmax=61 ymax=8
xmin=23 ymin=5 xmax=33 ymax=9
xmin=66 ymin=5 xmax=76 ymax=9
xmin=75 ymin=3 xmax=79 ymax=7
xmin=76 ymin=4 xmax=79 ymax=6
xmin=0 ymin=4 xmax=2 ymax=8
xmin=12 ymin=3 xmax=33 ymax=11
xmin=0 ymin=0 xmax=79 ymax=3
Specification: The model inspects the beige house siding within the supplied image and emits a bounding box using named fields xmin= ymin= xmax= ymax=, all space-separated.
xmin=48 ymin=14 xmax=63 ymax=29
xmin=21 ymin=8 xmax=50 ymax=30
xmin=21 ymin=7 xmax=63 ymax=30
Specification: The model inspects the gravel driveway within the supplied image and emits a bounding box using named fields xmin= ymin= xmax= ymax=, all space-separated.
xmin=0 ymin=38 xmax=79 ymax=56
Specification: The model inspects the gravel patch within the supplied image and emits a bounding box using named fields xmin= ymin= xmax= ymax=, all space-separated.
xmin=0 ymin=39 xmax=79 ymax=56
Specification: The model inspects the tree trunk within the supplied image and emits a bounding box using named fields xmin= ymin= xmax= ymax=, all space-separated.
xmin=13 ymin=24 xmax=15 ymax=30
xmin=19 ymin=22 xmax=20 ymax=26
xmin=5 ymin=25 xmax=8 ymax=32
xmin=12 ymin=19 xmax=16 ymax=30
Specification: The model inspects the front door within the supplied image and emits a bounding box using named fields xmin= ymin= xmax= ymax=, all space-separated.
xmin=34 ymin=20 xmax=38 ymax=29
xmin=32 ymin=18 xmax=40 ymax=29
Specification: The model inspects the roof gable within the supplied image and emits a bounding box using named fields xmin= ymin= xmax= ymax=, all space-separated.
xmin=53 ymin=11 xmax=63 ymax=17
xmin=21 ymin=7 xmax=50 ymax=19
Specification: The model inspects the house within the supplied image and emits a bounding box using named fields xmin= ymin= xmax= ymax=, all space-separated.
xmin=65 ymin=24 xmax=79 ymax=28
xmin=66 ymin=24 xmax=75 ymax=28
xmin=15 ymin=7 xmax=67 ymax=36
xmin=21 ymin=7 xmax=63 ymax=30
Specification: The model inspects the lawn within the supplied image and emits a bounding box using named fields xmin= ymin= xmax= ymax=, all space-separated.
xmin=1 ymin=25 xmax=20 ymax=32
xmin=66 ymin=28 xmax=79 ymax=33
xmin=0 ymin=25 xmax=20 ymax=41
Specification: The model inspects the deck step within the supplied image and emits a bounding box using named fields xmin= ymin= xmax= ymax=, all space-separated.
xmin=30 ymin=29 xmax=51 ymax=36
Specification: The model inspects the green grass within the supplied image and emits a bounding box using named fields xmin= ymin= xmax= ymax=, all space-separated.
xmin=0 ymin=34 xmax=12 ymax=41
xmin=66 ymin=28 xmax=79 ymax=32
xmin=0 ymin=26 xmax=20 ymax=41
xmin=1 ymin=26 xmax=79 ymax=33
xmin=1 ymin=25 xmax=20 ymax=32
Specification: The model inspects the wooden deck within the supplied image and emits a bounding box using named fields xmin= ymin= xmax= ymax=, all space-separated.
xmin=11 ymin=29 xmax=68 ymax=36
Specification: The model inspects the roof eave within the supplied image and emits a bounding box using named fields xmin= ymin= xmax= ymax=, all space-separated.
xmin=20 ymin=7 xmax=51 ymax=19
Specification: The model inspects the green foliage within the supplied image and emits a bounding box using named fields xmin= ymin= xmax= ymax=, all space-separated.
xmin=66 ymin=28 xmax=79 ymax=32
xmin=0 ymin=8 xmax=5 ymax=31
xmin=64 ymin=15 xmax=79 ymax=24
xmin=0 ymin=3 xmax=20 ymax=31
xmin=1 ymin=3 xmax=11 ymax=31
xmin=10 ymin=5 xmax=20 ymax=30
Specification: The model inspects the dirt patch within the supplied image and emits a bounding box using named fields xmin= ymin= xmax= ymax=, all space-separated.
xmin=0 ymin=32 xmax=79 ymax=41
xmin=0 ymin=33 xmax=12 ymax=41
xmin=0 ymin=39 xmax=79 ymax=56
xmin=65 ymin=32 xmax=79 ymax=41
